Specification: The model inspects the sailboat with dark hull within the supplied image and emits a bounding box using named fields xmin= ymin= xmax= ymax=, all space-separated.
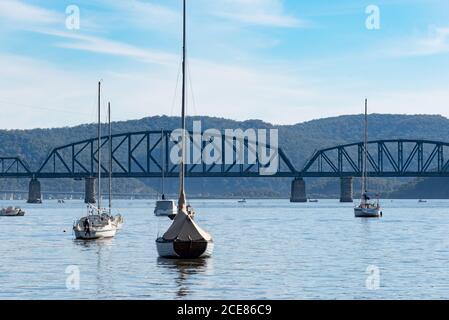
xmin=156 ymin=0 xmax=214 ymax=259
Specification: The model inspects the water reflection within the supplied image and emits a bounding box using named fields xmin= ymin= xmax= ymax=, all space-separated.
xmin=157 ymin=258 xmax=212 ymax=298
xmin=73 ymin=239 xmax=115 ymax=297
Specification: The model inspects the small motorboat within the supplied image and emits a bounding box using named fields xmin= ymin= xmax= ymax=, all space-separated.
xmin=0 ymin=206 xmax=25 ymax=217
xmin=308 ymin=199 xmax=319 ymax=203
xmin=418 ymin=199 xmax=427 ymax=203
xmin=238 ymin=199 xmax=247 ymax=204
xmin=155 ymin=199 xmax=178 ymax=217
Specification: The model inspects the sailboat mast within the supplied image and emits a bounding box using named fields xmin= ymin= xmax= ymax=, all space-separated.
xmin=178 ymin=0 xmax=187 ymax=211
xmin=98 ymin=81 xmax=102 ymax=210
xmin=363 ymin=98 xmax=368 ymax=194
xmin=161 ymin=129 xmax=165 ymax=198
xmin=108 ymin=102 xmax=112 ymax=213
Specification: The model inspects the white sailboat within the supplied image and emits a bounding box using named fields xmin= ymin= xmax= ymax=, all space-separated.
xmin=156 ymin=0 xmax=214 ymax=259
xmin=73 ymin=82 xmax=122 ymax=240
xmin=155 ymin=129 xmax=177 ymax=217
xmin=354 ymin=99 xmax=382 ymax=218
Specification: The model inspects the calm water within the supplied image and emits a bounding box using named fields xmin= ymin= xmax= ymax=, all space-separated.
xmin=1 ymin=199 xmax=449 ymax=300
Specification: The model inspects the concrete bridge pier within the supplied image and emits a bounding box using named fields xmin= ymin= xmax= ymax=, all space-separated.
xmin=27 ymin=178 xmax=42 ymax=204
xmin=340 ymin=177 xmax=354 ymax=203
xmin=84 ymin=177 xmax=96 ymax=204
xmin=290 ymin=178 xmax=307 ymax=203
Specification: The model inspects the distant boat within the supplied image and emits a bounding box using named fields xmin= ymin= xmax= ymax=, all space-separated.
xmin=155 ymin=199 xmax=178 ymax=217
xmin=418 ymin=199 xmax=427 ymax=203
xmin=154 ymin=130 xmax=178 ymax=217
xmin=308 ymin=199 xmax=319 ymax=203
xmin=0 ymin=206 xmax=25 ymax=217
xmin=354 ymin=99 xmax=382 ymax=218
xmin=156 ymin=0 xmax=214 ymax=259
xmin=238 ymin=199 xmax=247 ymax=204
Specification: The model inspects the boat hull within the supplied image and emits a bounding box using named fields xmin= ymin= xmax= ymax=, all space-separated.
xmin=154 ymin=209 xmax=178 ymax=217
xmin=354 ymin=207 xmax=381 ymax=218
xmin=73 ymin=228 xmax=117 ymax=240
xmin=0 ymin=209 xmax=25 ymax=217
xmin=156 ymin=238 xmax=214 ymax=259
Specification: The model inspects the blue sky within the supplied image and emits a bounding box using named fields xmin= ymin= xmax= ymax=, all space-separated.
xmin=0 ymin=0 xmax=448 ymax=129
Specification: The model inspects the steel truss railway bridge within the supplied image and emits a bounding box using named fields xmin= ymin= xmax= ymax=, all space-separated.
xmin=1 ymin=130 xmax=449 ymax=203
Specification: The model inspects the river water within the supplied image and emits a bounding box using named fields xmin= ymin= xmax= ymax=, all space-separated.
xmin=1 ymin=199 xmax=449 ymax=300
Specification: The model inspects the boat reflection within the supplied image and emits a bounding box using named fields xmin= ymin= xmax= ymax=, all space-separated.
xmin=157 ymin=258 xmax=212 ymax=298
xmin=73 ymin=239 xmax=115 ymax=297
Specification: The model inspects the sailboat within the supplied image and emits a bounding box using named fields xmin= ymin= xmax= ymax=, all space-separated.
xmin=354 ymin=99 xmax=382 ymax=218
xmin=156 ymin=0 xmax=214 ymax=259
xmin=154 ymin=129 xmax=178 ymax=217
xmin=73 ymin=82 xmax=122 ymax=240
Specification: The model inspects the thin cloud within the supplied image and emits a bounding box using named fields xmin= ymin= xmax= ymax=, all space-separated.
xmin=0 ymin=0 xmax=61 ymax=25
xmin=218 ymin=12 xmax=305 ymax=28
xmin=387 ymin=26 xmax=449 ymax=57
xmin=213 ymin=0 xmax=306 ymax=28
xmin=38 ymin=29 xmax=177 ymax=66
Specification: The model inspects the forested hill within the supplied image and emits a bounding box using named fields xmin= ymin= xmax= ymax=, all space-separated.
xmin=1 ymin=114 xmax=449 ymax=198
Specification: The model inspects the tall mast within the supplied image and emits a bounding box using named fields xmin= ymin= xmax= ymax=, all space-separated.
xmin=98 ymin=81 xmax=102 ymax=210
xmin=178 ymin=0 xmax=187 ymax=212
xmin=363 ymin=98 xmax=368 ymax=195
xmin=108 ymin=102 xmax=112 ymax=213
xmin=161 ymin=129 xmax=165 ymax=199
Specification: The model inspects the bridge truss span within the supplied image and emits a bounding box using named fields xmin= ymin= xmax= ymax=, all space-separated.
xmin=35 ymin=130 xmax=297 ymax=179
xmin=301 ymin=139 xmax=449 ymax=178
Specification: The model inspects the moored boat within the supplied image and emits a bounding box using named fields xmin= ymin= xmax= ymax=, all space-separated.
xmin=354 ymin=99 xmax=382 ymax=218
xmin=156 ymin=0 xmax=213 ymax=259
xmin=73 ymin=83 xmax=122 ymax=240
xmin=155 ymin=199 xmax=178 ymax=217
xmin=73 ymin=205 xmax=117 ymax=240
xmin=0 ymin=206 xmax=25 ymax=217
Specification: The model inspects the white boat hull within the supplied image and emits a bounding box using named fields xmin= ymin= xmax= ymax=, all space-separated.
xmin=154 ymin=209 xmax=177 ymax=217
xmin=354 ymin=207 xmax=381 ymax=218
xmin=73 ymin=227 xmax=117 ymax=240
xmin=156 ymin=238 xmax=214 ymax=259
xmin=0 ymin=208 xmax=25 ymax=216
xmin=73 ymin=213 xmax=118 ymax=240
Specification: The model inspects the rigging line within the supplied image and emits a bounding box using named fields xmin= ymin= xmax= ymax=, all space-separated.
xmin=0 ymin=99 xmax=92 ymax=116
xmin=169 ymin=54 xmax=183 ymax=118
xmin=186 ymin=57 xmax=198 ymax=117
